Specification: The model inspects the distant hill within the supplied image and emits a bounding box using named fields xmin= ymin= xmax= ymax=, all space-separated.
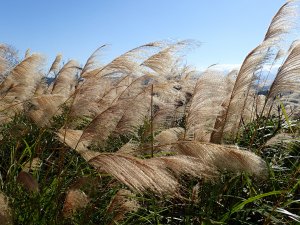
xmin=45 ymin=77 xmax=55 ymax=85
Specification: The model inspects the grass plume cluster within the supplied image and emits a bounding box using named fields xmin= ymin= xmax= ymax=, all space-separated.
xmin=0 ymin=1 xmax=299 ymax=224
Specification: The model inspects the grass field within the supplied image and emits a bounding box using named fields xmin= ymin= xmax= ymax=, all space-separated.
xmin=0 ymin=1 xmax=299 ymax=224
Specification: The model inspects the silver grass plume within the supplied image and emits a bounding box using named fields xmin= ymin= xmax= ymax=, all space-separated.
xmin=80 ymin=91 xmax=148 ymax=143
xmin=210 ymin=1 xmax=297 ymax=143
xmin=0 ymin=54 xmax=44 ymax=124
xmin=147 ymin=155 xmax=219 ymax=180
xmin=0 ymin=192 xmax=11 ymax=225
xmin=114 ymin=91 xmax=150 ymax=135
xmin=81 ymin=42 xmax=162 ymax=79
xmin=57 ymin=129 xmax=265 ymax=195
xmin=89 ymin=153 xmax=219 ymax=195
xmin=23 ymin=157 xmax=42 ymax=172
xmin=16 ymin=171 xmax=39 ymax=193
xmin=51 ymin=59 xmax=79 ymax=96
xmin=185 ymin=70 xmax=228 ymax=142
xmin=264 ymin=133 xmax=296 ymax=147
xmin=69 ymin=73 xmax=115 ymax=118
xmin=111 ymin=75 xmax=153 ymax=134
xmin=57 ymin=129 xmax=217 ymax=194
xmin=117 ymin=140 xmax=140 ymax=155
xmin=107 ymin=189 xmax=140 ymax=225
xmin=48 ymin=54 xmax=62 ymax=75
xmin=28 ymin=94 xmax=67 ymax=127
xmin=150 ymin=80 xmax=186 ymax=130
xmin=155 ymin=127 xmax=184 ymax=145
xmin=0 ymin=54 xmax=44 ymax=100
xmin=89 ymin=153 xmax=179 ymax=195
xmin=267 ymin=41 xmax=300 ymax=101
xmin=117 ymin=127 xmax=184 ymax=156
xmin=80 ymin=45 xmax=106 ymax=77
xmin=28 ymin=60 xmax=78 ymax=127
xmin=264 ymin=0 xmax=297 ymax=42
xmin=142 ymin=45 xmax=176 ymax=75
xmin=141 ymin=40 xmax=194 ymax=77
xmin=0 ymin=44 xmax=19 ymax=77
xmin=154 ymin=127 xmax=184 ymax=152
xmin=0 ymin=45 xmax=8 ymax=76
xmin=69 ymin=43 xmax=161 ymax=120
xmin=24 ymin=49 xmax=31 ymax=58
xmin=75 ymin=75 xmax=151 ymax=143
xmin=210 ymin=44 xmax=269 ymax=143
xmin=62 ymin=189 xmax=90 ymax=218
xmin=80 ymin=103 xmax=127 ymax=143
xmin=57 ymin=129 xmax=93 ymax=160
xmin=175 ymin=141 xmax=267 ymax=177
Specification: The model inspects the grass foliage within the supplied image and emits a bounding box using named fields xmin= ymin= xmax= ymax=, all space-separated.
xmin=0 ymin=1 xmax=299 ymax=224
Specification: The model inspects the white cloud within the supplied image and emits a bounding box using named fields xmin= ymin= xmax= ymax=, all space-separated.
xmin=209 ymin=64 xmax=241 ymax=71
xmin=194 ymin=63 xmax=280 ymax=85
xmin=196 ymin=63 xmax=281 ymax=73
xmin=195 ymin=63 xmax=241 ymax=72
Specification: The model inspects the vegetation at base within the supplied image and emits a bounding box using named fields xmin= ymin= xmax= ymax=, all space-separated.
xmin=0 ymin=114 xmax=299 ymax=224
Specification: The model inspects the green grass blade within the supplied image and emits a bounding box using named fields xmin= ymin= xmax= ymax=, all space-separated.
xmin=220 ymin=190 xmax=284 ymax=222
xmin=278 ymin=98 xmax=294 ymax=134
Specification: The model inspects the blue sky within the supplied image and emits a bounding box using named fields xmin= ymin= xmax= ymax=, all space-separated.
xmin=1 ymin=0 xmax=298 ymax=69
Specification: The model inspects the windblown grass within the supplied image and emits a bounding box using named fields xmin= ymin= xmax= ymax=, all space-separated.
xmin=0 ymin=1 xmax=299 ymax=224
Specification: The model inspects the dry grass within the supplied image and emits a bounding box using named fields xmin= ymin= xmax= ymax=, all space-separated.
xmin=0 ymin=2 xmax=299 ymax=223
xmin=62 ymin=189 xmax=90 ymax=218
xmin=0 ymin=192 xmax=12 ymax=225
xmin=107 ymin=189 xmax=139 ymax=225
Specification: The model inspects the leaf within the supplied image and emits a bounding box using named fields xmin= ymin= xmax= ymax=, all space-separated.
xmin=220 ymin=190 xmax=283 ymax=222
xmin=278 ymin=97 xmax=294 ymax=133
xmin=275 ymin=208 xmax=300 ymax=222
